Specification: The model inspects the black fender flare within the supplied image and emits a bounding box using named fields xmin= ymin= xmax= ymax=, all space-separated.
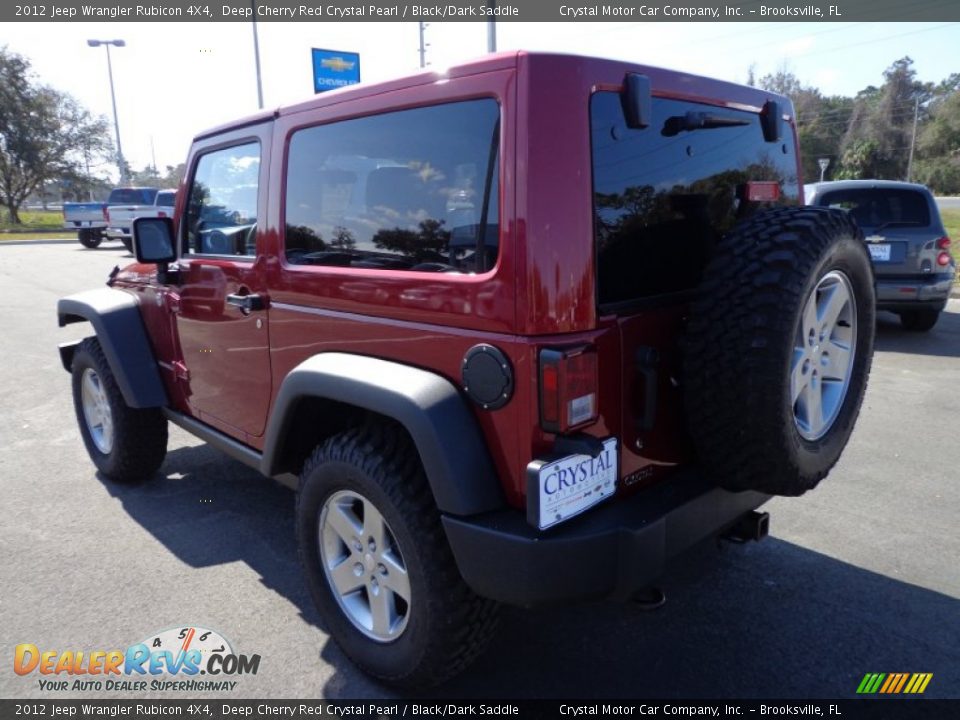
xmin=57 ymin=288 xmax=168 ymax=408
xmin=261 ymin=353 xmax=504 ymax=517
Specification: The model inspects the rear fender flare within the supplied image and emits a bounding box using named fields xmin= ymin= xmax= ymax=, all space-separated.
xmin=261 ymin=353 xmax=504 ymax=517
xmin=57 ymin=288 xmax=168 ymax=408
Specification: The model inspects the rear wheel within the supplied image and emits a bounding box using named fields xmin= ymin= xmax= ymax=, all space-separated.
xmin=78 ymin=230 xmax=102 ymax=249
xmin=71 ymin=337 xmax=168 ymax=482
xmin=296 ymin=423 xmax=498 ymax=687
xmin=684 ymin=207 xmax=875 ymax=496
xmin=899 ymin=309 xmax=939 ymax=332
xmin=121 ymin=236 xmax=133 ymax=253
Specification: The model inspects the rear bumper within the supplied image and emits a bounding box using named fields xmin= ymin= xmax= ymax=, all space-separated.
xmin=876 ymin=274 xmax=953 ymax=312
xmin=104 ymin=227 xmax=132 ymax=240
xmin=442 ymin=468 xmax=769 ymax=607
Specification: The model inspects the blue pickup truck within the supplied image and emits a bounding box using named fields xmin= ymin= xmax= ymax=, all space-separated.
xmin=62 ymin=187 xmax=159 ymax=249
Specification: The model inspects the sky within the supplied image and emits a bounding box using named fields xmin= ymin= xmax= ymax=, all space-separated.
xmin=4 ymin=20 xmax=959 ymax=180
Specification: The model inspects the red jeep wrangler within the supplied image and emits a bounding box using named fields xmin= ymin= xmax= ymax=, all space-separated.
xmin=57 ymin=52 xmax=875 ymax=687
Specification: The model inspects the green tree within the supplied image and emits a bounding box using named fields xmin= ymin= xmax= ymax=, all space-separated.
xmin=159 ymin=163 xmax=186 ymax=189
xmin=758 ymin=67 xmax=853 ymax=183
xmin=130 ymin=165 xmax=161 ymax=187
xmin=838 ymin=57 xmax=930 ymax=180
xmin=0 ymin=46 xmax=111 ymax=222
xmin=913 ymin=82 xmax=960 ymax=193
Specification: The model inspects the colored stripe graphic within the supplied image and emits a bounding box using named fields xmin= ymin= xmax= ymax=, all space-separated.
xmin=857 ymin=673 xmax=932 ymax=694
xmin=893 ymin=673 xmax=910 ymax=693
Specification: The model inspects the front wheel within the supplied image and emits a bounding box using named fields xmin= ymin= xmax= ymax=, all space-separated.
xmin=296 ymin=423 xmax=498 ymax=688
xmin=684 ymin=207 xmax=876 ymax=496
xmin=71 ymin=337 xmax=168 ymax=482
xmin=900 ymin=309 xmax=940 ymax=332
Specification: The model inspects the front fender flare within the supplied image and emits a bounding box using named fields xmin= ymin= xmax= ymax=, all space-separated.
xmin=261 ymin=353 xmax=504 ymax=517
xmin=57 ymin=288 xmax=168 ymax=408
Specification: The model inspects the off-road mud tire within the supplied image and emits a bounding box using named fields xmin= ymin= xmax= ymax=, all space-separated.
xmin=296 ymin=423 xmax=499 ymax=688
xmin=70 ymin=337 xmax=168 ymax=482
xmin=683 ymin=207 xmax=875 ymax=496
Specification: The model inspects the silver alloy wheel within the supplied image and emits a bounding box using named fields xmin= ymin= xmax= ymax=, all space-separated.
xmin=791 ymin=270 xmax=857 ymax=441
xmin=80 ymin=368 xmax=114 ymax=454
xmin=318 ymin=489 xmax=412 ymax=642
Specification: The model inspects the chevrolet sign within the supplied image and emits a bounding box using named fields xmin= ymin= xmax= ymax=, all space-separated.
xmin=312 ymin=48 xmax=361 ymax=94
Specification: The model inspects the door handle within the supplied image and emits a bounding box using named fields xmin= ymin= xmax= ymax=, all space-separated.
xmin=226 ymin=293 xmax=266 ymax=312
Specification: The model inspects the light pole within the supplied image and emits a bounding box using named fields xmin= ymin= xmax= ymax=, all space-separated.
xmin=87 ymin=39 xmax=127 ymax=184
xmin=251 ymin=1 xmax=264 ymax=109
xmin=487 ymin=1 xmax=497 ymax=52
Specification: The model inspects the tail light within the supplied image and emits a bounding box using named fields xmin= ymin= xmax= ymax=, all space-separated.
xmin=539 ymin=346 xmax=598 ymax=434
xmin=936 ymin=236 xmax=951 ymax=250
xmin=157 ymin=211 xmax=167 ymax=218
xmin=937 ymin=251 xmax=952 ymax=267
xmin=104 ymin=207 xmax=111 ymax=223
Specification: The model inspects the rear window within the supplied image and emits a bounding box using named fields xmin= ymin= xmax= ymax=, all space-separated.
xmin=591 ymin=92 xmax=800 ymax=307
xmin=817 ymin=188 xmax=931 ymax=230
xmin=284 ymin=98 xmax=500 ymax=273
xmin=108 ymin=188 xmax=158 ymax=204
xmin=156 ymin=191 xmax=176 ymax=207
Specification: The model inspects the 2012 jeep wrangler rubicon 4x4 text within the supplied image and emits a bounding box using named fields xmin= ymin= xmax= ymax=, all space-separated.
xmin=57 ymin=52 xmax=875 ymax=687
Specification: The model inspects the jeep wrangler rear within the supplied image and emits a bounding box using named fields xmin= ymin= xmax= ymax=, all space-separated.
xmin=57 ymin=52 xmax=875 ymax=687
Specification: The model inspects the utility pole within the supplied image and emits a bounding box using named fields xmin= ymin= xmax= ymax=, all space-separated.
xmin=906 ymin=96 xmax=919 ymax=182
xmin=251 ymin=0 xmax=264 ymax=109
xmin=487 ymin=1 xmax=497 ymax=52
xmin=418 ymin=22 xmax=429 ymax=68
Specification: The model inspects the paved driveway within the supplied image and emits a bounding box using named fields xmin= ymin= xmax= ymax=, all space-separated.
xmin=1 ymin=240 xmax=957 ymax=699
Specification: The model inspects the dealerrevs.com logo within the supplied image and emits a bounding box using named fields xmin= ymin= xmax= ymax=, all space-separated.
xmin=14 ymin=626 xmax=260 ymax=693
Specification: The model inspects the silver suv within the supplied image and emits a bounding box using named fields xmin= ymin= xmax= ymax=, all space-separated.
xmin=806 ymin=180 xmax=954 ymax=331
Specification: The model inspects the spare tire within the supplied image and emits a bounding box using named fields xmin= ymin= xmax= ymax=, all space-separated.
xmin=683 ymin=207 xmax=875 ymax=496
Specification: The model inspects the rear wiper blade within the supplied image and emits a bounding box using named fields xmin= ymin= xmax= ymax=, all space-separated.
xmin=662 ymin=111 xmax=750 ymax=137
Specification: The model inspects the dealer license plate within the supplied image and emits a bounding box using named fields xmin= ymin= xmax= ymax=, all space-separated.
xmin=533 ymin=438 xmax=617 ymax=530
xmin=868 ymin=243 xmax=891 ymax=262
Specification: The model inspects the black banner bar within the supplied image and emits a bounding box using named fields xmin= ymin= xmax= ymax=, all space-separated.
xmin=0 ymin=700 xmax=957 ymax=720
xmin=4 ymin=0 xmax=960 ymax=23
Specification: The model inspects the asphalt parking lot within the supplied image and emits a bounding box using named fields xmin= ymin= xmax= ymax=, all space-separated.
xmin=1 ymin=239 xmax=958 ymax=700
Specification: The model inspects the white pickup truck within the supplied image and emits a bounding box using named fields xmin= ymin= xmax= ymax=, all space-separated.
xmin=63 ymin=187 xmax=162 ymax=249
xmin=105 ymin=189 xmax=177 ymax=251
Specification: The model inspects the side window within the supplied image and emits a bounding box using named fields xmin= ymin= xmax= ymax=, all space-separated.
xmin=184 ymin=142 xmax=260 ymax=257
xmin=284 ymin=99 xmax=500 ymax=273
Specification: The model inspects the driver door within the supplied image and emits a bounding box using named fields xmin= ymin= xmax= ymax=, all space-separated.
xmin=172 ymin=134 xmax=272 ymax=440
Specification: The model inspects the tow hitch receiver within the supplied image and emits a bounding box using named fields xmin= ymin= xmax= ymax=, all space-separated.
xmin=723 ymin=510 xmax=770 ymax=543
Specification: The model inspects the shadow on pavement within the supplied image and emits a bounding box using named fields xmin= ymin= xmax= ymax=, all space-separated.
xmin=97 ymin=444 xmax=317 ymax=622
xmin=874 ymin=307 xmax=960 ymax=358
xmin=97 ymin=447 xmax=960 ymax=699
